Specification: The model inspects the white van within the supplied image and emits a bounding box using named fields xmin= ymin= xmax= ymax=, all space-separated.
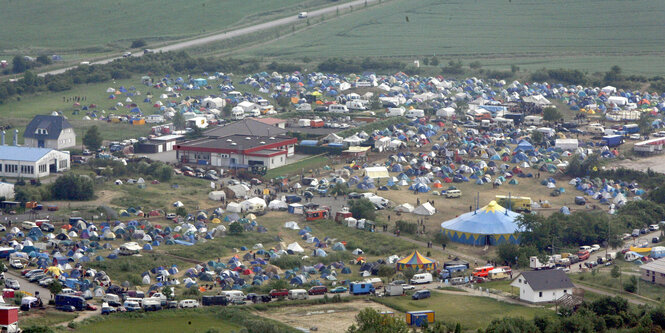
xmin=102 ymin=294 xmax=120 ymax=304
xmin=221 ymin=290 xmax=245 ymax=302
xmin=21 ymin=221 xmax=37 ymax=230
xmin=329 ymin=105 xmax=349 ymax=113
xmin=445 ymin=189 xmax=461 ymax=198
xmin=288 ymin=289 xmax=308 ymax=300
xmin=410 ymin=273 xmax=433 ymax=285
xmin=245 ymin=109 xmax=261 ymax=117
xmin=296 ymin=104 xmax=312 ymax=112
xmin=386 ymin=107 xmax=406 ymax=117
xmin=524 ymin=115 xmax=543 ymax=126
xmin=231 ymin=107 xmax=245 ymax=120
xmin=405 ymin=109 xmax=425 ymax=119
xmin=536 ymin=127 xmax=556 ymax=137
xmin=178 ymin=299 xmax=199 ymax=308
xmin=586 ymin=124 xmax=605 ymax=135
xmin=579 ymin=245 xmax=591 ymax=252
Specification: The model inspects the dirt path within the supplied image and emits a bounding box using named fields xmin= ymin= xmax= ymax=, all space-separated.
xmin=575 ymin=283 xmax=647 ymax=305
xmin=613 ymin=155 xmax=665 ymax=174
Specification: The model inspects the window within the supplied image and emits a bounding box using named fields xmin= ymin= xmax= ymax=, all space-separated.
xmin=60 ymin=159 xmax=68 ymax=168
xmin=35 ymin=128 xmax=48 ymax=135
xmin=538 ymin=292 xmax=542 ymax=297
xmin=518 ymin=279 xmax=521 ymax=283
xmin=4 ymin=164 xmax=17 ymax=173
xmin=220 ymin=154 xmax=229 ymax=158
xmin=21 ymin=165 xmax=34 ymax=174
xmin=39 ymin=164 xmax=47 ymax=173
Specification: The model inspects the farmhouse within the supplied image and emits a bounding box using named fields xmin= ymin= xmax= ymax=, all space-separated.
xmin=510 ymin=270 xmax=574 ymax=303
xmin=639 ymin=258 xmax=665 ymax=285
xmin=0 ymin=145 xmax=70 ymax=179
xmin=23 ymin=115 xmax=76 ymax=149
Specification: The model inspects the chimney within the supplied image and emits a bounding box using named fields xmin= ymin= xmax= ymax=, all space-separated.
xmin=1 ymin=131 xmax=4 ymax=145
xmin=13 ymin=129 xmax=18 ymax=146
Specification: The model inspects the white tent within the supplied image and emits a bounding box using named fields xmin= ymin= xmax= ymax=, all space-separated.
xmin=208 ymin=191 xmax=226 ymax=201
xmin=413 ymin=202 xmax=436 ymax=216
xmin=284 ymin=221 xmax=300 ymax=230
xmin=287 ymin=242 xmax=304 ymax=253
xmin=269 ymin=200 xmax=288 ymax=210
xmin=394 ymin=203 xmax=415 ymax=213
xmin=364 ymin=166 xmax=389 ymax=179
xmin=173 ymin=201 xmax=184 ymax=207
xmin=226 ymin=202 xmax=242 ymax=213
xmin=240 ymin=197 xmax=266 ymax=212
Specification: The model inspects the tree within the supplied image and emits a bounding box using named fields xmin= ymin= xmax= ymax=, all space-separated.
xmin=83 ymin=126 xmax=103 ymax=151
xmin=52 ymin=174 xmax=94 ymax=200
xmin=172 ymin=111 xmax=186 ymax=130
xmin=48 ymin=280 xmax=63 ymax=295
xmin=422 ymin=57 xmax=429 ymax=66
xmin=12 ymin=55 xmax=27 ymax=74
xmin=349 ymin=198 xmax=376 ymax=220
xmin=36 ymin=55 xmax=52 ymax=65
xmin=611 ymin=265 xmax=621 ymax=279
xmin=22 ymin=326 xmax=54 ymax=333
xmin=469 ymin=61 xmax=482 ymax=70
xmin=130 ymin=39 xmax=147 ymax=48
xmin=543 ymin=107 xmax=563 ymax=122
xmin=155 ymin=165 xmax=173 ymax=182
xmin=623 ymin=275 xmax=637 ymax=293
xmin=430 ymin=56 xmax=439 ymax=66
xmin=637 ymin=111 xmax=652 ymax=135
xmin=530 ymin=131 xmax=543 ymax=145
xmin=162 ymin=286 xmax=173 ymax=299
xmin=485 ymin=317 xmax=539 ymax=333
xmin=347 ymin=308 xmax=409 ymax=333
xmin=175 ymin=207 xmax=187 ymax=217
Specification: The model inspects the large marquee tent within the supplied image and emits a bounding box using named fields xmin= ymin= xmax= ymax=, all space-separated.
xmin=440 ymin=201 xmax=522 ymax=246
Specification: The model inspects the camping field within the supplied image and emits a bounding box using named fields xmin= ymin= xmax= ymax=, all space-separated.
xmin=0 ymin=0 xmax=346 ymax=55
xmin=375 ymin=292 xmax=553 ymax=330
xmin=239 ymin=0 xmax=665 ymax=75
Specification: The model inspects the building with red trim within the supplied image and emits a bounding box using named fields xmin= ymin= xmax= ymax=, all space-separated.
xmin=175 ymin=134 xmax=296 ymax=169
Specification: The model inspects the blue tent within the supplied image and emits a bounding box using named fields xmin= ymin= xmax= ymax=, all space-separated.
xmin=515 ymin=140 xmax=534 ymax=152
xmin=441 ymin=201 xmax=522 ymax=245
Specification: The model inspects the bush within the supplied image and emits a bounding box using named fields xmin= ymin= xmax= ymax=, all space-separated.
xmin=182 ymin=287 xmax=201 ymax=297
xmin=130 ymin=39 xmax=147 ymax=48
xmin=229 ymin=222 xmax=244 ymax=235
xmin=394 ymin=220 xmax=417 ymax=234
xmin=377 ymin=265 xmax=395 ymax=277
xmin=52 ymin=173 xmax=94 ymax=200
xmin=624 ymin=276 xmax=637 ymax=293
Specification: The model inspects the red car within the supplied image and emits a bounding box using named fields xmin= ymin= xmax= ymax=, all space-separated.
xmin=577 ymin=250 xmax=590 ymax=261
xmin=269 ymin=289 xmax=288 ymax=298
xmin=308 ymin=286 xmax=327 ymax=295
xmin=86 ymin=303 xmax=97 ymax=311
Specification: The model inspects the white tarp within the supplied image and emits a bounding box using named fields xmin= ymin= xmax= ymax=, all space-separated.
xmin=284 ymin=221 xmax=300 ymax=230
xmin=287 ymin=242 xmax=304 ymax=253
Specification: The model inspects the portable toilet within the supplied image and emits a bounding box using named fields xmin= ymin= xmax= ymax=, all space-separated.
xmin=0 ymin=306 xmax=19 ymax=333
xmin=406 ymin=310 xmax=435 ymax=327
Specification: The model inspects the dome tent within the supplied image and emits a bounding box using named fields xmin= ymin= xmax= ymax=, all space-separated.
xmin=395 ymin=250 xmax=436 ymax=271
xmin=441 ymin=201 xmax=522 ymax=246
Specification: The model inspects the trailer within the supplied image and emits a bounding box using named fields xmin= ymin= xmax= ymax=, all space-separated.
xmin=406 ymin=310 xmax=435 ymax=327
xmin=349 ymin=282 xmax=375 ymax=295
xmin=384 ymin=284 xmax=404 ymax=296
xmin=602 ymin=135 xmax=623 ymax=147
xmin=530 ymin=256 xmax=555 ymax=270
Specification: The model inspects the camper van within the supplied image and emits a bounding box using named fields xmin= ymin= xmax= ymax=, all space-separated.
xmin=405 ymin=109 xmax=425 ymax=119
xmin=386 ymin=107 xmax=405 ymax=117
xmin=488 ymin=267 xmax=511 ymax=280
xmin=221 ymin=291 xmax=245 ymax=302
xmin=329 ymin=105 xmax=349 ymax=113
xmin=288 ymin=289 xmax=308 ymax=300
xmin=21 ymin=221 xmax=37 ymax=230
xmin=296 ymin=103 xmax=312 ymax=112
xmin=586 ymin=124 xmax=605 ymax=135
xmin=472 ymin=266 xmax=495 ymax=278
xmin=524 ymin=115 xmax=543 ymax=126
xmin=410 ymin=273 xmax=433 ymax=285
xmin=495 ymin=117 xmax=514 ymax=127
xmin=231 ymin=107 xmax=245 ymax=120
xmin=444 ymin=190 xmax=461 ymax=198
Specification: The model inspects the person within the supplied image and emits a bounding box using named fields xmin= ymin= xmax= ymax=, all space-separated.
xmin=387 ymin=215 xmax=391 ymax=223
xmin=469 ymin=205 xmax=472 ymax=212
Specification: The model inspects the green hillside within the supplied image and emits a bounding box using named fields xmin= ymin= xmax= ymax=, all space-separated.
xmin=0 ymin=0 xmax=333 ymax=53
xmin=240 ymin=0 xmax=665 ymax=74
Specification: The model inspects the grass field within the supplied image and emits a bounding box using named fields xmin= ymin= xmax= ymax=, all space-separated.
xmin=19 ymin=310 xmax=77 ymax=327
xmin=265 ymin=155 xmax=330 ymax=180
xmin=70 ymin=310 xmax=243 ymax=333
xmin=241 ymin=0 xmax=665 ymax=75
xmin=0 ymin=0 xmax=343 ymax=54
xmin=376 ymin=292 xmax=552 ymax=330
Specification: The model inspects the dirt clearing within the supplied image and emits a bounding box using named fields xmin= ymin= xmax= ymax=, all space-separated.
xmin=255 ymin=300 xmax=396 ymax=332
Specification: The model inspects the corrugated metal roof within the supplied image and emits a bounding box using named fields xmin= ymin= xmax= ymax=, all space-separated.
xmin=0 ymin=146 xmax=54 ymax=162
xmin=640 ymin=258 xmax=665 ymax=273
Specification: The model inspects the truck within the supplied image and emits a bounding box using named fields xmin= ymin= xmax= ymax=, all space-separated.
xmin=349 ymin=282 xmax=375 ymax=295
xmin=384 ymin=284 xmax=404 ymax=296
xmin=529 ymin=256 xmax=555 ymax=270
xmin=495 ymin=195 xmax=532 ymax=212
xmin=55 ymin=294 xmax=86 ymax=311
xmin=602 ymin=135 xmax=623 ymax=147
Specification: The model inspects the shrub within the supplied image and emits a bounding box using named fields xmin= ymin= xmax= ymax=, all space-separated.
xmin=130 ymin=39 xmax=147 ymax=48
xmin=394 ymin=220 xmax=417 ymax=234
xmin=349 ymin=198 xmax=376 ymax=220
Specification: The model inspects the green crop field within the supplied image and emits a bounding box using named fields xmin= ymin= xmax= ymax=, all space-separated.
xmin=241 ymin=0 xmax=665 ymax=75
xmin=70 ymin=310 xmax=243 ymax=333
xmin=0 ymin=0 xmax=339 ymax=54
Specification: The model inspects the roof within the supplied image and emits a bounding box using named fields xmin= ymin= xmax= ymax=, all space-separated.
xmin=640 ymin=258 xmax=665 ymax=273
xmin=441 ymin=201 xmax=522 ymax=235
xmin=149 ymin=135 xmax=183 ymax=141
xmin=251 ymin=117 xmax=286 ymax=125
xmin=204 ymin=118 xmax=287 ymax=138
xmin=0 ymin=146 xmax=56 ymax=162
xmin=518 ymin=270 xmax=574 ymax=291
xmin=175 ymin=134 xmax=295 ymax=153
xmin=23 ymin=115 xmax=73 ymax=140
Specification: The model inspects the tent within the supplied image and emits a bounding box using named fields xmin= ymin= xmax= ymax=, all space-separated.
xmin=396 ymin=250 xmax=436 ymax=271
xmin=287 ymin=242 xmax=304 ymax=253
xmin=208 ymin=191 xmax=226 ymax=201
xmin=394 ymin=203 xmax=415 ymax=213
xmin=364 ymin=166 xmax=390 ymax=179
xmin=441 ymin=200 xmax=522 ymax=245
xmin=284 ymin=221 xmax=300 ymax=230
xmin=413 ymin=202 xmax=435 ymax=216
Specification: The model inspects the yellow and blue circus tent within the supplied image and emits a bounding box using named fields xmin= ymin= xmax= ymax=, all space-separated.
xmin=396 ymin=250 xmax=437 ymax=271
xmin=441 ymin=201 xmax=522 ymax=246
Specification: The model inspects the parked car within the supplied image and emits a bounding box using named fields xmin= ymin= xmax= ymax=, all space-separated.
xmin=178 ymin=299 xmax=199 ymax=308
xmin=412 ymin=290 xmax=431 ymax=300
xmin=632 ymin=229 xmax=641 ymax=237
xmin=577 ymin=250 xmax=590 ymax=261
xmin=650 ymin=224 xmax=660 ymax=231
xmin=590 ymin=244 xmax=601 ymax=253
xmin=10 ymin=259 xmax=23 ymax=269
xmin=166 ymin=213 xmax=176 ymax=220
xmin=56 ymin=305 xmax=76 ymax=312
xmin=40 ymin=223 xmax=54 ymax=232
xmin=329 ymin=286 xmax=348 ymax=294
xmin=269 ymin=289 xmax=289 ymax=298
xmin=101 ymin=304 xmax=116 ymax=315
xmin=401 ymin=284 xmax=415 ymax=290
xmin=653 ymin=237 xmax=661 ymax=244
xmin=5 ymin=279 xmax=19 ymax=290
xmin=348 ymin=192 xmax=363 ymax=199
xmin=308 ymin=286 xmax=328 ymax=295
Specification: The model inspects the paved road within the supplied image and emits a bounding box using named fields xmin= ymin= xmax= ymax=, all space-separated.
xmin=5 ymin=270 xmax=51 ymax=300
xmin=38 ymin=0 xmax=382 ymax=77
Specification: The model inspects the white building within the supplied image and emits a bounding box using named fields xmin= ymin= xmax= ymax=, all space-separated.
xmin=0 ymin=146 xmax=70 ymax=179
xmin=22 ymin=115 xmax=76 ymax=149
xmin=510 ymin=270 xmax=574 ymax=303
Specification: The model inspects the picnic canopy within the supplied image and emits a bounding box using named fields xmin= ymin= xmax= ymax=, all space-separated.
xmin=395 ymin=250 xmax=436 ymax=271
xmin=440 ymin=200 xmax=521 ymax=246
